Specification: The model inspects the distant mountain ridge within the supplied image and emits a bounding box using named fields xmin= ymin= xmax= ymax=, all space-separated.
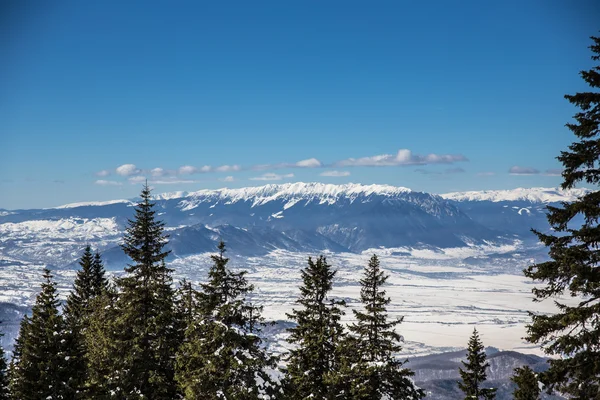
xmin=0 ymin=183 xmax=587 ymax=268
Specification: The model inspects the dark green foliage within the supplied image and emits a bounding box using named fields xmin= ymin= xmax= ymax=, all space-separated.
xmin=457 ymin=328 xmax=496 ymax=399
xmin=9 ymin=268 xmax=70 ymax=399
xmin=175 ymin=242 xmax=279 ymax=399
xmin=524 ymin=36 xmax=600 ymax=398
xmin=0 ymin=325 xmax=9 ymax=400
xmin=511 ymin=366 xmax=541 ymax=400
xmin=345 ymin=255 xmax=424 ymax=399
xmin=283 ymin=255 xmax=346 ymax=400
xmin=63 ymin=245 xmax=108 ymax=397
xmin=112 ymin=184 xmax=179 ymax=399
xmin=83 ymin=283 xmax=119 ymax=398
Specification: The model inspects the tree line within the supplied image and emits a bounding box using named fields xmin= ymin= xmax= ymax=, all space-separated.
xmin=0 ymin=184 xmax=540 ymax=399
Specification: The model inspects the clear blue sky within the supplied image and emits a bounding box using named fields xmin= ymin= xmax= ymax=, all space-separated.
xmin=1 ymin=0 xmax=598 ymax=209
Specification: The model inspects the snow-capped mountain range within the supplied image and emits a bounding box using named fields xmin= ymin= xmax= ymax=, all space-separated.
xmin=0 ymin=183 xmax=588 ymax=268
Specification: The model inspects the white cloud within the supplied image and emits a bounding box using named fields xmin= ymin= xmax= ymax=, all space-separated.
xmin=96 ymin=170 xmax=110 ymax=177
xmin=95 ymin=180 xmax=122 ymax=186
xmin=216 ymin=164 xmax=241 ymax=172
xmin=220 ymin=176 xmax=235 ymax=182
xmin=477 ymin=172 xmax=496 ymax=177
xmin=178 ymin=165 xmax=198 ymax=175
xmin=320 ymin=170 xmax=351 ymax=177
xmin=509 ymin=166 xmax=540 ymax=175
xmin=128 ymin=176 xmax=147 ymax=184
xmin=335 ymin=149 xmax=468 ymax=167
xmin=116 ymin=164 xmax=140 ymax=176
xmin=295 ymin=158 xmax=322 ymax=168
xmin=200 ymin=165 xmax=212 ymax=173
xmin=250 ymin=173 xmax=294 ymax=181
xmin=151 ymin=168 xmax=165 ymax=177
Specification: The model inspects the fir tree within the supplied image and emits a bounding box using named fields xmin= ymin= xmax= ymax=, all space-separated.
xmin=457 ymin=328 xmax=496 ymax=400
xmin=9 ymin=268 xmax=69 ymax=400
xmin=63 ymin=245 xmax=108 ymax=397
xmin=346 ymin=254 xmax=424 ymax=400
xmin=175 ymin=241 xmax=279 ymax=399
xmin=0 ymin=325 xmax=9 ymax=400
xmin=523 ymin=35 xmax=600 ymax=398
xmin=511 ymin=366 xmax=541 ymax=400
xmin=112 ymin=183 xmax=178 ymax=399
xmin=283 ymin=255 xmax=347 ymax=400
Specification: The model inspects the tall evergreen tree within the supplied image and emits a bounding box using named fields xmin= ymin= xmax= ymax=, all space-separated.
xmin=83 ymin=282 xmax=119 ymax=398
xmin=175 ymin=242 xmax=279 ymax=399
xmin=346 ymin=255 xmax=424 ymax=400
xmin=524 ymin=35 xmax=600 ymax=398
xmin=0 ymin=325 xmax=9 ymax=400
xmin=112 ymin=183 xmax=178 ymax=399
xmin=511 ymin=366 xmax=541 ymax=400
xmin=63 ymin=245 xmax=109 ymax=397
xmin=9 ymin=268 xmax=69 ymax=399
xmin=283 ymin=255 xmax=347 ymax=400
xmin=457 ymin=328 xmax=496 ymax=400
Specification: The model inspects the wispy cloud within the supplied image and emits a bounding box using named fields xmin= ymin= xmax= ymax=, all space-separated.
xmin=509 ymin=166 xmax=540 ymax=175
xmin=445 ymin=167 xmax=465 ymax=174
xmin=178 ymin=165 xmax=198 ymax=175
xmin=150 ymin=179 xmax=198 ymax=185
xmin=320 ymin=170 xmax=350 ymax=177
xmin=477 ymin=172 xmax=496 ymax=177
xmin=251 ymin=158 xmax=323 ymax=170
xmin=335 ymin=149 xmax=468 ymax=167
xmin=250 ymin=173 xmax=295 ymax=181
xmin=220 ymin=176 xmax=235 ymax=182
xmin=215 ymin=165 xmax=241 ymax=172
xmin=128 ymin=176 xmax=147 ymax=184
xmin=96 ymin=170 xmax=110 ymax=177
xmin=95 ymin=179 xmax=123 ymax=186
xmin=116 ymin=164 xmax=140 ymax=176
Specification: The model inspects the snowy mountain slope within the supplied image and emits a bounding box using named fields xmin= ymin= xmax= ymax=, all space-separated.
xmin=1 ymin=183 xmax=585 ymax=267
xmin=440 ymin=187 xmax=589 ymax=203
xmin=0 ymin=183 xmax=505 ymax=267
xmin=440 ymin=187 xmax=591 ymax=238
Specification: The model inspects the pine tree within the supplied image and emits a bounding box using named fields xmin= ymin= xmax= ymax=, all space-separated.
xmin=457 ymin=328 xmax=496 ymax=400
xmin=346 ymin=254 xmax=424 ymax=400
xmin=63 ymin=245 xmax=109 ymax=397
xmin=175 ymin=241 xmax=279 ymax=399
xmin=523 ymin=35 xmax=600 ymax=398
xmin=0 ymin=325 xmax=9 ymax=400
xmin=511 ymin=366 xmax=541 ymax=400
xmin=112 ymin=183 xmax=178 ymax=399
xmin=283 ymin=255 xmax=347 ymax=400
xmin=9 ymin=268 xmax=69 ymax=399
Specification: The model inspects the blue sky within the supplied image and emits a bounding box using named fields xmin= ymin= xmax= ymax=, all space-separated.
xmin=1 ymin=0 xmax=598 ymax=209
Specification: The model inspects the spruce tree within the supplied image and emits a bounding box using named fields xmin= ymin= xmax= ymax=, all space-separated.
xmin=63 ymin=245 xmax=108 ymax=397
xmin=523 ymin=35 xmax=600 ymax=398
xmin=9 ymin=268 xmax=69 ymax=399
xmin=83 ymin=283 xmax=119 ymax=398
xmin=113 ymin=183 xmax=178 ymax=399
xmin=457 ymin=328 xmax=496 ymax=400
xmin=511 ymin=366 xmax=541 ymax=400
xmin=0 ymin=325 xmax=9 ymax=400
xmin=283 ymin=255 xmax=347 ymax=400
xmin=346 ymin=254 xmax=424 ymax=400
xmin=175 ymin=241 xmax=279 ymax=399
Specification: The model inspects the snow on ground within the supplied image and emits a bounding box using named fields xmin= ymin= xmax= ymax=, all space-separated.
xmin=0 ymin=241 xmax=574 ymax=357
